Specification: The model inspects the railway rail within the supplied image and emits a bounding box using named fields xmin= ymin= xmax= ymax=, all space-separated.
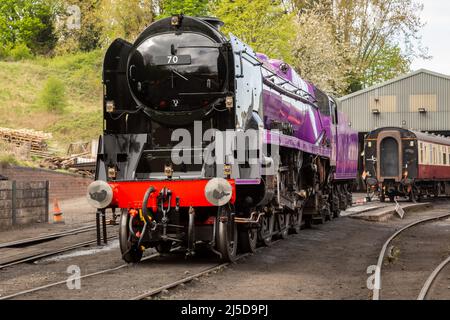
xmin=372 ymin=213 xmax=450 ymax=300
xmin=131 ymin=240 xmax=280 ymax=300
xmin=0 ymin=224 xmax=98 ymax=249
xmin=131 ymin=254 xmax=247 ymax=300
xmin=0 ymin=251 xmax=160 ymax=300
xmin=0 ymin=236 xmax=117 ymax=270
xmin=417 ymin=255 xmax=450 ymax=300
xmin=0 ymin=224 xmax=118 ymax=270
xmin=1 ymin=240 xmax=279 ymax=300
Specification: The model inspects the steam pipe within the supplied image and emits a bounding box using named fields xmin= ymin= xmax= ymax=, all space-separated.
xmin=137 ymin=186 xmax=156 ymax=249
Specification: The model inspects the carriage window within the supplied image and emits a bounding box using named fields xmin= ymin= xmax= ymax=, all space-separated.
xmin=444 ymin=153 xmax=447 ymax=165
xmin=438 ymin=146 xmax=441 ymax=165
xmin=433 ymin=146 xmax=437 ymax=165
xmin=423 ymin=145 xmax=427 ymax=164
xmin=434 ymin=146 xmax=437 ymax=164
xmin=430 ymin=144 xmax=433 ymax=164
xmin=419 ymin=143 xmax=423 ymax=164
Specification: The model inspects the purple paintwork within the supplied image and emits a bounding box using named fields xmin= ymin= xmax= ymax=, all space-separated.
xmin=235 ymin=179 xmax=262 ymax=185
xmin=257 ymin=53 xmax=358 ymax=181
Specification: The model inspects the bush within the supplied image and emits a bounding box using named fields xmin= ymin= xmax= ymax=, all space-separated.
xmin=0 ymin=154 xmax=20 ymax=167
xmin=9 ymin=43 xmax=33 ymax=61
xmin=0 ymin=45 xmax=9 ymax=60
xmin=40 ymin=76 xmax=67 ymax=113
xmin=0 ymin=43 xmax=33 ymax=61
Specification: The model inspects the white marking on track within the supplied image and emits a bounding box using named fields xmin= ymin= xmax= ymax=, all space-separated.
xmin=38 ymin=240 xmax=120 ymax=263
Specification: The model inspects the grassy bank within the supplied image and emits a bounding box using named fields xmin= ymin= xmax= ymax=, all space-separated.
xmin=0 ymin=51 xmax=104 ymax=153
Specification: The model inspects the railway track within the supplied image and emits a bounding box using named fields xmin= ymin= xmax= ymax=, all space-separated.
xmin=0 ymin=236 xmax=118 ymax=270
xmin=0 ymin=224 xmax=98 ymax=249
xmin=131 ymin=241 xmax=280 ymax=300
xmin=0 ymin=224 xmax=118 ymax=270
xmin=0 ymin=251 xmax=160 ymax=300
xmin=131 ymin=255 xmax=246 ymax=300
xmin=372 ymin=212 xmax=450 ymax=300
xmin=1 ymin=240 xmax=279 ymax=300
xmin=417 ymin=255 xmax=450 ymax=300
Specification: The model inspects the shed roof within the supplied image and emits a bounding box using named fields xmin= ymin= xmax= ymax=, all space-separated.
xmin=340 ymin=69 xmax=450 ymax=101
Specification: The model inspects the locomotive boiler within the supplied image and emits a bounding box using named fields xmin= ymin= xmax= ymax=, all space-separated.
xmin=87 ymin=15 xmax=358 ymax=263
xmin=364 ymin=127 xmax=450 ymax=202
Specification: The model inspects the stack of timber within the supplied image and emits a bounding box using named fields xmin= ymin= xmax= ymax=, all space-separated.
xmin=0 ymin=127 xmax=52 ymax=157
xmin=39 ymin=152 xmax=94 ymax=178
xmin=40 ymin=152 xmax=88 ymax=169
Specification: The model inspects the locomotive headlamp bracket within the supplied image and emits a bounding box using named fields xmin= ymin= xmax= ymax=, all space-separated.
xmin=171 ymin=15 xmax=183 ymax=27
xmin=106 ymin=100 xmax=115 ymax=113
xmin=225 ymin=96 xmax=234 ymax=110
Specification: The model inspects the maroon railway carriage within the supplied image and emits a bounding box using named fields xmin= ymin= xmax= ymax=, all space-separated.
xmin=364 ymin=127 xmax=450 ymax=202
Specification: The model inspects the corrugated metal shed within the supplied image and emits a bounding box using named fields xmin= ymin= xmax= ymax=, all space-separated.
xmin=339 ymin=69 xmax=450 ymax=133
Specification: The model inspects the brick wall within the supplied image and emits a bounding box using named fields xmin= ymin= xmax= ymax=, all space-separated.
xmin=0 ymin=181 xmax=48 ymax=229
xmin=0 ymin=166 xmax=93 ymax=201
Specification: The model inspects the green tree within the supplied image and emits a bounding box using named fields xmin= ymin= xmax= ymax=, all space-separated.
xmin=99 ymin=0 xmax=154 ymax=43
xmin=159 ymin=0 xmax=209 ymax=17
xmin=0 ymin=0 xmax=58 ymax=55
xmin=290 ymin=0 xmax=427 ymax=94
xmin=210 ymin=0 xmax=295 ymax=63
xmin=363 ymin=44 xmax=411 ymax=87
xmin=55 ymin=0 xmax=103 ymax=54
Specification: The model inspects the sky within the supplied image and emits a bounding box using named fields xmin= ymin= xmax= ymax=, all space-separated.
xmin=411 ymin=0 xmax=450 ymax=75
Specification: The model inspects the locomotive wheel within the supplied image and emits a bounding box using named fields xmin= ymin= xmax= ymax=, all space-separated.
xmin=156 ymin=241 xmax=173 ymax=254
xmin=216 ymin=206 xmax=238 ymax=262
xmin=314 ymin=213 xmax=326 ymax=225
xmin=332 ymin=187 xmax=341 ymax=216
xmin=326 ymin=209 xmax=334 ymax=221
xmin=304 ymin=215 xmax=313 ymax=229
xmin=346 ymin=187 xmax=353 ymax=207
xmin=258 ymin=214 xmax=274 ymax=246
xmin=277 ymin=213 xmax=289 ymax=239
xmin=338 ymin=186 xmax=348 ymax=210
xmin=238 ymin=227 xmax=257 ymax=253
xmin=119 ymin=209 xmax=143 ymax=263
xmin=289 ymin=209 xmax=302 ymax=234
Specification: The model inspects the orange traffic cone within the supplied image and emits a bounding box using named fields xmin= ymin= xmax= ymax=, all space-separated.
xmin=52 ymin=199 xmax=64 ymax=224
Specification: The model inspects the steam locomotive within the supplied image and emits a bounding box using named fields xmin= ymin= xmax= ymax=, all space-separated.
xmin=87 ymin=15 xmax=358 ymax=263
xmin=364 ymin=127 xmax=450 ymax=202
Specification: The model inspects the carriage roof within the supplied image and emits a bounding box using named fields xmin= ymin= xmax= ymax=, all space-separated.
xmin=366 ymin=127 xmax=450 ymax=146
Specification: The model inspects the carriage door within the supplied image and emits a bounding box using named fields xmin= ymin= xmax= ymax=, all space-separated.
xmin=377 ymin=131 xmax=402 ymax=181
xmin=380 ymin=138 xmax=399 ymax=177
xmin=377 ymin=130 xmax=403 ymax=181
